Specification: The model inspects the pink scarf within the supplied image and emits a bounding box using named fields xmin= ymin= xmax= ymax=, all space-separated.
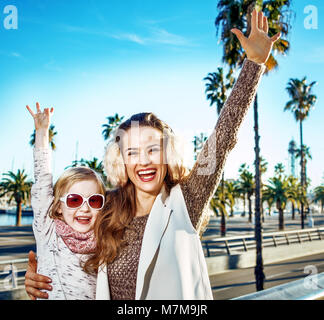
xmin=54 ymin=219 xmax=97 ymax=254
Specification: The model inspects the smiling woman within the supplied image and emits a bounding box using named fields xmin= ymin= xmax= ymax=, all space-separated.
xmin=25 ymin=8 xmax=281 ymax=301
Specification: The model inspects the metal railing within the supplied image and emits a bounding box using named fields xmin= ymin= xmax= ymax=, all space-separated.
xmin=0 ymin=258 xmax=28 ymax=291
xmin=202 ymin=227 xmax=324 ymax=257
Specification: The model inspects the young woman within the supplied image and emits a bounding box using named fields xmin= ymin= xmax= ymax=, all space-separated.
xmin=26 ymin=104 xmax=106 ymax=299
xmin=25 ymin=9 xmax=280 ymax=300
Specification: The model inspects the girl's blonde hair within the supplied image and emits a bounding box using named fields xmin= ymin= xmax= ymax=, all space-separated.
xmin=49 ymin=167 xmax=106 ymax=220
xmin=84 ymin=112 xmax=189 ymax=274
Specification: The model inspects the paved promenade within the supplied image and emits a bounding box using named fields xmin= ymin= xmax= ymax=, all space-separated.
xmin=1 ymin=211 xmax=323 ymax=263
xmin=0 ymin=211 xmax=323 ymax=299
xmin=0 ymin=225 xmax=36 ymax=262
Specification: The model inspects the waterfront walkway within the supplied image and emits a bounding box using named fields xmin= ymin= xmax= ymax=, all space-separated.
xmin=0 ymin=211 xmax=323 ymax=299
xmin=1 ymin=211 xmax=323 ymax=263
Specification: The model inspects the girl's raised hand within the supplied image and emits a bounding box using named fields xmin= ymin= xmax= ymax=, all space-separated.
xmin=231 ymin=8 xmax=281 ymax=65
xmin=26 ymin=102 xmax=54 ymax=131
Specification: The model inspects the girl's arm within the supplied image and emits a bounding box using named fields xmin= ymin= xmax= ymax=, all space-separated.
xmin=25 ymin=103 xmax=55 ymax=299
xmin=180 ymin=9 xmax=280 ymax=232
xmin=27 ymin=103 xmax=54 ymax=233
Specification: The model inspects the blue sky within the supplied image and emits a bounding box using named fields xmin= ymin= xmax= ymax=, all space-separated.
xmin=0 ymin=0 xmax=323 ymax=190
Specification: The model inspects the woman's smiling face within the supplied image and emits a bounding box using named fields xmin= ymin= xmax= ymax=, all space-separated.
xmin=121 ymin=126 xmax=167 ymax=196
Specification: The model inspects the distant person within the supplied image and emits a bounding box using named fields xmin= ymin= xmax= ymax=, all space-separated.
xmin=25 ymin=103 xmax=106 ymax=299
xmin=25 ymin=9 xmax=281 ymax=299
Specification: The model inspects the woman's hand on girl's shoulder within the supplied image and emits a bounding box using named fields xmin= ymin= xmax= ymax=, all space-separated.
xmin=24 ymin=251 xmax=52 ymax=300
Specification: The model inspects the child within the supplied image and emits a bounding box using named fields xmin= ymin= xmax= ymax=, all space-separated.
xmin=27 ymin=102 xmax=106 ymax=299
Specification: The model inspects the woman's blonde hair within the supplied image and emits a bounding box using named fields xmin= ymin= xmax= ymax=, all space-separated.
xmin=84 ymin=112 xmax=188 ymax=274
xmin=49 ymin=166 xmax=106 ymax=220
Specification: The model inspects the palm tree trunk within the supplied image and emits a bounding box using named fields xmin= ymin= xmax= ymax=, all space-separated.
xmin=253 ymin=93 xmax=265 ymax=291
xmin=230 ymin=206 xmax=234 ymax=217
xmin=261 ymin=202 xmax=265 ymax=223
xmin=16 ymin=201 xmax=22 ymax=226
xmin=292 ymin=202 xmax=295 ymax=220
xmin=300 ymin=120 xmax=305 ymax=229
xmin=220 ymin=172 xmax=226 ymax=236
xmin=279 ymin=207 xmax=284 ymax=231
xmin=220 ymin=211 xmax=226 ymax=237
xmin=242 ymin=196 xmax=246 ymax=217
xmin=248 ymin=196 xmax=252 ymax=223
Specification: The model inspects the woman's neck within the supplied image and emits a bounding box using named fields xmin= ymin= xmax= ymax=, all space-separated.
xmin=135 ymin=188 xmax=161 ymax=217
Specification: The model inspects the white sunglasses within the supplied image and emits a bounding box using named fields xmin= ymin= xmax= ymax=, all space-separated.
xmin=59 ymin=193 xmax=105 ymax=210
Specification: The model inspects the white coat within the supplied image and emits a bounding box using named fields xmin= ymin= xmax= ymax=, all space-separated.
xmin=95 ymin=184 xmax=213 ymax=300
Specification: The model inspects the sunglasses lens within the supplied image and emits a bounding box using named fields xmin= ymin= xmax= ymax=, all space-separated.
xmin=66 ymin=194 xmax=83 ymax=208
xmin=88 ymin=195 xmax=104 ymax=209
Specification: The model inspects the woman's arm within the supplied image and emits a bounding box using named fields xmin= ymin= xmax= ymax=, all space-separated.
xmin=180 ymin=9 xmax=280 ymax=232
xmin=25 ymin=251 xmax=52 ymax=300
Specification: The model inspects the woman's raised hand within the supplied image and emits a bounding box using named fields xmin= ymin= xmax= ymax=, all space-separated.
xmin=26 ymin=102 xmax=54 ymax=131
xmin=231 ymin=8 xmax=281 ymax=65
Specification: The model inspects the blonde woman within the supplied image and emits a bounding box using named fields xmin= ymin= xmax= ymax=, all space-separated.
xmin=25 ymin=9 xmax=280 ymax=300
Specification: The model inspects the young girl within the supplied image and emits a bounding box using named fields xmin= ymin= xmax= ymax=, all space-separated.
xmin=27 ymin=103 xmax=106 ymax=300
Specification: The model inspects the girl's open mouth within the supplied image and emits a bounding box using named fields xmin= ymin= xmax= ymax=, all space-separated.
xmin=137 ymin=169 xmax=157 ymax=182
xmin=75 ymin=216 xmax=92 ymax=225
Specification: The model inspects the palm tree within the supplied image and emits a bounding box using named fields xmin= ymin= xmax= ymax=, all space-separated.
xmin=238 ymin=164 xmax=254 ymax=223
xmin=262 ymin=187 xmax=274 ymax=216
xmin=225 ymin=180 xmax=241 ymax=217
xmin=66 ymin=157 xmax=109 ymax=187
xmin=215 ymin=0 xmax=293 ymax=291
xmin=266 ymin=176 xmax=289 ymax=231
xmin=274 ymin=163 xmax=285 ymax=178
xmin=0 ymin=170 xmax=32 ymax=226
xmin=259 ymin=156 xmax=268 ymax=222
xmin=193 ymin=133 xmax=207 ymax=161
xmin=210 ymin=187 xmax=227 ymax=232
xmin=295 ymin=144 xmax=312 ymax=189
xmin=102 ymin=113 xmax=124 ymax=141
xmin=204 ymin=67 xmax=235 ymax=236
xmin=284 ymin=77 xmax=317 ymax=228
xmin=313 ymin=185 xmax=324 ymax=214
xmin=29 ymin=124 xmax=57 ymax=150
xmin=204 ymin=67 xmax=235 ymax=116
xmin=286 ymin=175 xmax=299 ymax=219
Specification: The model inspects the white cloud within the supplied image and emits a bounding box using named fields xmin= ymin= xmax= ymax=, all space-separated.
xmin=148 ymin=27 xmax=191 ymax=46
xmin=111 ymin=33 xmax=146 ymax=45
xmin=57 ymin=23 xmax=191 ymax=47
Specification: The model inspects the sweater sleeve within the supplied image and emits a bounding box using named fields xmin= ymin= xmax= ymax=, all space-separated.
xmin=31 ymin=148 xmax=54 ymax=237
xmin=180 ymin=59 xmax=265 ymax=234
